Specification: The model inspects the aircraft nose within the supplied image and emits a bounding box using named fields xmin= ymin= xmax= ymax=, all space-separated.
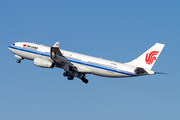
xmin=8 ymin=45 xmax=12 ymax=50
xmin=8 ymin=43 xmax=15 ymax=51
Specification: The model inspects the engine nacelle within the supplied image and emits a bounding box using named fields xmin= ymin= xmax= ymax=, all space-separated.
xmin=33 ymin=57 xmax=54 ymax=68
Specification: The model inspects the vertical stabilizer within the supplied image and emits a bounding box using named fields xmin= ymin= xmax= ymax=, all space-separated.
xmin=125 ymin=43 xmax=165 ymax=70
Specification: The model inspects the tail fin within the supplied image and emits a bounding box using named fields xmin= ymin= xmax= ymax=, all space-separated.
xmin=126 ymin=43 xmax=165 ymax=70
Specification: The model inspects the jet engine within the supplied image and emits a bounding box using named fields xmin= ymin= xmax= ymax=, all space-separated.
xmin=33 ymin=57 xmax=54 ymax=68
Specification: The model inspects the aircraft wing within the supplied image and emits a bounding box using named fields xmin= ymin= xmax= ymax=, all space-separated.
xmin=50 ymin=42 xmax=76 ymax=72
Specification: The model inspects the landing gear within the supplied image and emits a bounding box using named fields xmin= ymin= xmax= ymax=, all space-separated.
xmin=63 ymin=71 xmax=88 ymax=84
xmin=16 ymin=59 xmax=21 ymax=63
xmin=68 ymin=75 xmax=74 ymax=80
xmin=63 ymin=72 xmax=74 ymax=80
xmin=16 ymin=58 xmax=24 ymax=63
xmin=81 ymin=76 xmax=89 ymax=84
xmin=63 ymin=72 xmax=68 ymax=77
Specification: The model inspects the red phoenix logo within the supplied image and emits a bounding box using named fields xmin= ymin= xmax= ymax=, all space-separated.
xmin=145 ymin=51 xmax=159 ymax=65
xmin=23 ymin=44 xmax=27 ymax=47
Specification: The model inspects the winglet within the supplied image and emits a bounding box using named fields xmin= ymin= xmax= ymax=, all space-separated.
xmin=53 ymin=42 xmax=59 ymax=47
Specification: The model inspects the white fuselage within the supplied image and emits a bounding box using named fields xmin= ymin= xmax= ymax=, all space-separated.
xmin=8 ymin=42 xmax=154 ymax=78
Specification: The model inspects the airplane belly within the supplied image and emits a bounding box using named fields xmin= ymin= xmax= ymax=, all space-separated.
xmin=81 ymin=64 xmax=132 ymax=78
xmin=72 ymin=63 xmax=92 ymax=74
xmin=69 ymin=59 xmax=136 ymax=78
xmin=89 ymin=67 xmax=129 ymax=77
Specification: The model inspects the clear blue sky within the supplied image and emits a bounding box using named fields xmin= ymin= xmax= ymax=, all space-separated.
xmin=0 ymin=0 xmax=180 ymax=120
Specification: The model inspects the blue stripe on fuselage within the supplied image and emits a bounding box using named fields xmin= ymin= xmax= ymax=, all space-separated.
xmin=9 ymin=45 xmax=137 ymax=76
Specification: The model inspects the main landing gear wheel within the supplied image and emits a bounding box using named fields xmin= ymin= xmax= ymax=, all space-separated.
xmin=81 ymin=77 xmax=89 ymax=84
xmin=68 ymin=75 xmax=74 ymax=80
xmin=63 ymin=72 xmax=74 ymax=80
xmin=63 ymin=72 xmax=68 ymax=77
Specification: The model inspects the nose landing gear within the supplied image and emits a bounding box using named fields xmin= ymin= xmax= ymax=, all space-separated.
xmin=16 ymin=58 xmax=24 ymax=63
xmin=16 ymin=59 xmax=21 ymax=63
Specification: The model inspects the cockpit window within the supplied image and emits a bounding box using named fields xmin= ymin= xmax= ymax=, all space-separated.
xmin=12 ymin=43 xmax=15 ymax=46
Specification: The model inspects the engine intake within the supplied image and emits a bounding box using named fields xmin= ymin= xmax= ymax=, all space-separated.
xmin=33 ymin=57 xmax=54 ymax=68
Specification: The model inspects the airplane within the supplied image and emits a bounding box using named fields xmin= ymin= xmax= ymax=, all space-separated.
xmin=8 ymin=42 xmax=165 ymax=84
